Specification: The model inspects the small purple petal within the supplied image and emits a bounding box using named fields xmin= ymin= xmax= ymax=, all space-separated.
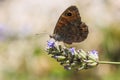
xmin=91 ymin=50 xmax=98 ymax=54
xmin=52 ymin=56 xmax=58 ymax=59
xmin=69 ymin=48 xmax=75 ymax=55
xmin=47 ymin=40 xmax=55 ymax=48
xmin=89 ymin=50 xmax=98 ymax=59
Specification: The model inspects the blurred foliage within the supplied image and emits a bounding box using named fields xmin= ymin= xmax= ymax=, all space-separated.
xmin=102 ymin=23 xmax=120 ymax=62
xmin=102 ymin=68 xmax=120 ymax=80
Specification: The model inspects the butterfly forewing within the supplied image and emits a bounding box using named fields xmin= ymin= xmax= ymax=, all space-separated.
xmin=52 ymin=6 xmax=88 ymax=44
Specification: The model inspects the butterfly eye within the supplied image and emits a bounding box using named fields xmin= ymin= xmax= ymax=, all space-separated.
xmin=66 ymin=12 xmax=72 ymax=16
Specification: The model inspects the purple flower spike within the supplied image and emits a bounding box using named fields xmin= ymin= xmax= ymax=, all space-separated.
xmin=69 ymin=48 xmax=75 ymax=55
xmin=47 ymin=40 xmax=55 ymax=48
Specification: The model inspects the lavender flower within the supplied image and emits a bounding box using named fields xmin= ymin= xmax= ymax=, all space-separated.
xmin=46 ymin=40 xmax=99 ymax=71
xmin=88 ymin=50 xmax=99 ymax=60
xmin=47 ymin=40 xmax=55 ymax=48
xmin=69 ymin=48 xmax=75 ymax=55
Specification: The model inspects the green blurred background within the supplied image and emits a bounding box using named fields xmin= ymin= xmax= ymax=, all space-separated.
xmin=0 ymin=0 xmax=120 ymax=80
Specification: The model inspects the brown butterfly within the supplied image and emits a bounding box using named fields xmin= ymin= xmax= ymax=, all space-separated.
xmin=50 ymin=5 xmax=88 ymax=44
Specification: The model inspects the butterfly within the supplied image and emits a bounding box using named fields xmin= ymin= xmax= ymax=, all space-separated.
xmin=50 ymin=5 xmax=88 ymax=44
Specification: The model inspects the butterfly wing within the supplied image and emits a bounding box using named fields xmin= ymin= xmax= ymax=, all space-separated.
xmin=52 ymin=6 xmax=88 ymax=44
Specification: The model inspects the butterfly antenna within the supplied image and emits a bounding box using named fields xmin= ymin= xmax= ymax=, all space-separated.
xmin=35 ymin=32 xmax=49 ymax=35
xmin=32 ymin=32 xmax=50 ymax=37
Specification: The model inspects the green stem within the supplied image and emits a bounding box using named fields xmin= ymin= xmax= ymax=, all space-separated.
xmin=98 ymin=61 xmax=120 ymax=65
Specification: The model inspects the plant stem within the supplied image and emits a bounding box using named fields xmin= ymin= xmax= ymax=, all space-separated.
xmin=98 ymin=61 xmax=120 ymax=65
